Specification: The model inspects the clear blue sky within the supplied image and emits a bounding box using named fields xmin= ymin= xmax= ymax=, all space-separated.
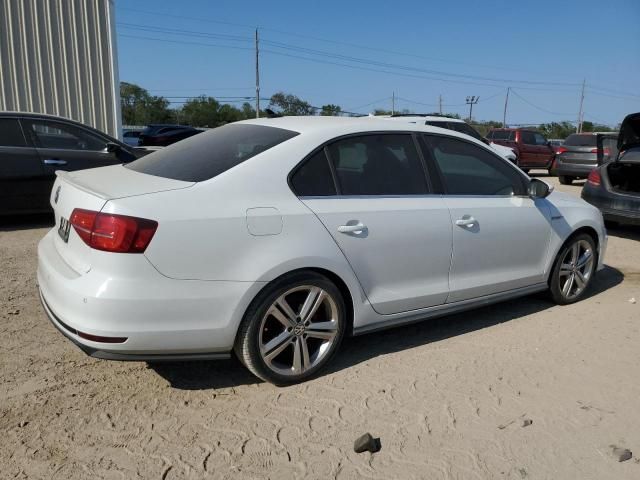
xmin=116 ymin=0 xmax=640 ymax=127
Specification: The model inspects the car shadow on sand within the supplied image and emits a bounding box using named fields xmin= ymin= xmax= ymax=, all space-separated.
xmin=150 ymin=265 xmax=624 ymax=390
xmin=606 ymin=223 xmax=640 ymax=241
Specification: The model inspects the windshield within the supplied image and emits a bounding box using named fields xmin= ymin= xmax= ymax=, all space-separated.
xmin=126 ymin=123 xmax=299 ymax=182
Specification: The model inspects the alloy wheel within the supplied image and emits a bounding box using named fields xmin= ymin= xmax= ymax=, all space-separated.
xmin=258 ymin=285 xmax=339 ymax=377
xmin=558 ymin=239 xmax=594 ymax=300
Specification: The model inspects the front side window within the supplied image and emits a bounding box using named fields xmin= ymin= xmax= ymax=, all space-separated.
xmin=426 ymin=135 xmax=525 ymax=196
xmin=26 ymin=120 xmax=107 ymax=151
xmin=520 ymin=131 xmax=536 ymax=145
xmin=127 ymin=124 xmax=299 ymax=182
xmin=290 ymin=149 xmax=336 ymax=196
xmin=327 ymin=134 xmax=428 ymax=195
xmin=0 ymin=118 xmax=27 ymax=147
xmin=534 ymin=133 xmax=548 ymax=145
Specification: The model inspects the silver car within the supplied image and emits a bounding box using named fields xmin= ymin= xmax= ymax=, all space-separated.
xmin=556 ymin=132 xmax=617 ymax=184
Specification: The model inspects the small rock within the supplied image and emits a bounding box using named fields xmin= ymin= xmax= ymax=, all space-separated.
xmin=7 ymin=309 xmax=20 ymax=315
xmin=18 ymin=421 xmax=29 ymax=428
xmin=522 ymin=419 xmax=533 ymax=427
xmin=629 ymin=298 xmax=636 ymax=304
xmin=609 ymin=445 xmax=632 ymax=462
xmin=354 ymin=433 xmax=381 ymax=454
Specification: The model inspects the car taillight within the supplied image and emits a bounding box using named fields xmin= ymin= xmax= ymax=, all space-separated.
xmin=555 ymin=146 xmax=567 ymax=154
xmin=70 ymin=208 xmax=158 ymax=253
xmin=587 ymin=169 xmax=601 ymax=186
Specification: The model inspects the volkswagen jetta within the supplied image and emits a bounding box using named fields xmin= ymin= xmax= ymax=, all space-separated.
xmin=38 ymin=117 xmax=606 ymax=384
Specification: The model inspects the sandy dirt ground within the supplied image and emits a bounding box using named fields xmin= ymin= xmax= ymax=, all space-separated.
xmin=1 ymin=174 xmax=639 ymax=479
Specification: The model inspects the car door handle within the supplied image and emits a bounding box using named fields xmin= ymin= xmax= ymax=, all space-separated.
xmin=337 ymin=223 xmax=366 ymax=234
xmin=455 ymin=216 xmax=477 ymax=228
xmin=43 ymin=159 xmax=67 ymax=166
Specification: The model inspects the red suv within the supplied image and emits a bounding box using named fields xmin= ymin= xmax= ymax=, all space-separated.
xmin=486 ymin=128 xmax=555 ymax=173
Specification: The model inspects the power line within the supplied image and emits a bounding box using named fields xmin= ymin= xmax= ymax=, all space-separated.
xmin=118 ymin=33 xmax=254 ymax=52
xmin=510 ymin=89 xmax=574 ymax=117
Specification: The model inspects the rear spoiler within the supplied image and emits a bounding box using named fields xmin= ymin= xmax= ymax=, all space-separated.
xmin=55 ymin=171 xmax=111 ymax=200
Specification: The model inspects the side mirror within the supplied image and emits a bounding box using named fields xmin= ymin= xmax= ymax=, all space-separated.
xmin=528 ymin=178 xmax=554 ymax=198
xmin=105 ymin=142 xmax=121 ymax=154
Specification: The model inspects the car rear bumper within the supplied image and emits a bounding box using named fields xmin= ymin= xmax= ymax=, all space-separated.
xmin=37 ymin=229 xmax=263 ymax=360
xmin=582 ymin=184 xmax=640 ymax=225
xmin=556 ymin=160 xmax=597 ymax=178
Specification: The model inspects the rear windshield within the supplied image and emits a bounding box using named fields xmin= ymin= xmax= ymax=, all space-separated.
xmin=126 ymin=124 xmax=299 ymax=182
xmin=564 ymin=134 xmax=597 ymax=147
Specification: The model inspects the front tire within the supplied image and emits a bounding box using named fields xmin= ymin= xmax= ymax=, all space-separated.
xmin=549 ymin=234 xmax=596 ymax=305
xmin=559 ymin=175 xmax=574 ymax=185
xmin=235 ymin=271 xmax=346 ymax=385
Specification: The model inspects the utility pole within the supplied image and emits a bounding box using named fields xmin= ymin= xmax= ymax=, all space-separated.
xmin=391 ymin=91 xmax=395 ymax=115
xmin=438 ymin=94 xmax=442 ymax=114
xmin=502 ymin=87 xmax=510 ymax=127
xmin=255 ymin=28 xmax=260 ymax=118
xmin=465 ymin=96 xmax=479 ymax=122
xmin=577 ymin=78 xmax=585 ymax=133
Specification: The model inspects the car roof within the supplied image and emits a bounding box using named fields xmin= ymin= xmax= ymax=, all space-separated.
xmin=235 ymin=116 xmax=486 ymax=145
xmin=382 ymin=114 xmax=465 ymax=124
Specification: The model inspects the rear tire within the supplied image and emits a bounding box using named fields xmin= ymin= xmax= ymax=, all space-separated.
xmin=549 ymin=233 xmax=597 ymax=305
xmin=234 ymin=271 xmax=346 ymax=385
xmin=559 ymin=175 xmax=574 ymax=185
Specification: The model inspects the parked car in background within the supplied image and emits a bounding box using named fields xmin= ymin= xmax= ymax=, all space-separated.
xmin=122 ymin=129 xmax=142 ymax=146
xmin=486 ymin=128 xmax=556 ymax=173
xmin=38 ymin=116 xmax=606 ymax=385
xmin=138 ymin=124 xmax=202 ymax=147
xmin=549 ymin=139 xmax=564 ymax=146
xmin=0 ymin=112 xmax=149 ymax=216
xmin=384 ymin=114 xmax=517 ymax=162
xmin=582 ymin=113 xmax=640 ymax=225
xmin=555 ymin=132 xmax=618 ymax=184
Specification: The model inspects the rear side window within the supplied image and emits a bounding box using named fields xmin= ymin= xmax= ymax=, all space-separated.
xmin=25 ymin=119 xmax=107 ymax=151
xmin=564 ymin=134 xmax=597 ymax=147
xmin=426 ymin=135 xmax=525 ymax=196
xmin=327 ymin=134 xmax=428 ymax=195
xmin=0 ymin=118 xmax=27 ymax=147
xmin=448 ymin=122 xmax=483 ymax=141
xmin=290 ymin=149 xmax=336 ymax=196
xmin=126 ymin=124 xmax=299 ymax=182
xmin=521 ymin=131 xmax=536 ymax=145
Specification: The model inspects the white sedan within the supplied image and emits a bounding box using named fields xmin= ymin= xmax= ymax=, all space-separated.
xmin=38 ymin=117 xmax=606 ymax=384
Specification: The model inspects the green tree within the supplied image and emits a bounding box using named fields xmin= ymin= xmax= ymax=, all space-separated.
xmin=180 ymin=96 xmax=221 ymax=127
xmin=269 ymin=92 xmax=315 ymax=116
xmin=320 ymin=104 xmax=342 ymax=116
xmin=120 ymin=82 xmax=172 ymax=125
xmin=538 ymin=121 xmax=576 ymax=139
xmin=241 ymin=102 xmax=256 ymax=119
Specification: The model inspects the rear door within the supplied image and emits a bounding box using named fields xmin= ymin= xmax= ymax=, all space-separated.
xmin=21 ymin=118 xmax=122 ymax=176
xmin=519 ymin=131 xmax=543 ymax=167
xmin=295 ymin=133 xmax=453 ymax=315
xmin=423 ymin=134 xmax=551 ymax=302
xmin=533 ymin=132 xmax=554 ymax=165
xmin=0 ymin=117 xmax=49 ymax=214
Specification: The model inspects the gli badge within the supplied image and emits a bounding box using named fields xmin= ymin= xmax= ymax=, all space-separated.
xmin=54 ymin=185 xmax=61 ymax=204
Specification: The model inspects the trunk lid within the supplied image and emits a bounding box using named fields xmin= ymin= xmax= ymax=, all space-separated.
xmin=50 ymin=165 xmax=194 ymax=274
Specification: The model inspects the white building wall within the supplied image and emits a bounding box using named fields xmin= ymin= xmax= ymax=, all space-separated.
xmin=0 ymin=0 xmax=121 ymax=138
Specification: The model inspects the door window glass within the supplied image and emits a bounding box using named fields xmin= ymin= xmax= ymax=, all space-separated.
xmin=521 ymin=131 xmax=536 ymax=145
xmin=448 ymin=122 xmax=483 ymax=141
xmin=327 ymin=134 xmax=428 ymax=195
xmin=0 ymin=119 xmax=27 ymax=147
xmin=27 ymin=120 xmax=106 ymax=151
xmin=290 ymin=149 xmax=337 ymax=196
xmin=426 ymin=135 xmax=525 ymax=196
xmin=534 ymin=133 xmax=548 ymax=145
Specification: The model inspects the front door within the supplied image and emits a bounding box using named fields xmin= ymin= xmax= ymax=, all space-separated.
xmin=424 ymin=134 xmax=551 ymax=302
xmin=292 ymin=134 xmax=453 ymax=315
xmin=0 ymin=117 xmax=49 ymax=214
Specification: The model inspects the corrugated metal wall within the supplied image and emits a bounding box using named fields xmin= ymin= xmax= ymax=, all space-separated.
xmin=0 ymin=0 xmax=121 ymax=138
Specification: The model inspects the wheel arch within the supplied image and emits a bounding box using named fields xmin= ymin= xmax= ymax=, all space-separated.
xmin=546 ymin=226 xmax=600 ymax=285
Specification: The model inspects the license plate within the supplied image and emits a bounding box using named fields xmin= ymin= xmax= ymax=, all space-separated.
xmin=58 ymin=216 xmax=71 ymax=243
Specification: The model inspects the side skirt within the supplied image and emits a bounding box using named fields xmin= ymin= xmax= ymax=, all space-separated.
xmin=353 ymin=283 xmax=548 ymax=336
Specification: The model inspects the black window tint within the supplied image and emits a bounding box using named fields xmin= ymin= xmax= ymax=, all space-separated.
xmin=127 ymin=124 xmax=299 ymax=182
xmin=427 ymin=135 xmax=524 ymax=196
xmin=425 ymin=121 xmax=450 ymax=130
xmin=290 ymin=149 xmax=336 ymax=196
xmin=327 ymin=134 xmax=428 ymax=195
xmin=521 ymin=131 xmax=536 ymax=145
xmin=0 ymin=118 xmax=27 ymax=147
xmin=534 ymin=133 xmax=547 ymax=145
xmin=490 ymin=130 xmax=511 ymax=140
xmin=449 ymin=122 xmax=483 ymax=141
xmin=27 ymin=120 xmax=106 ymax=150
